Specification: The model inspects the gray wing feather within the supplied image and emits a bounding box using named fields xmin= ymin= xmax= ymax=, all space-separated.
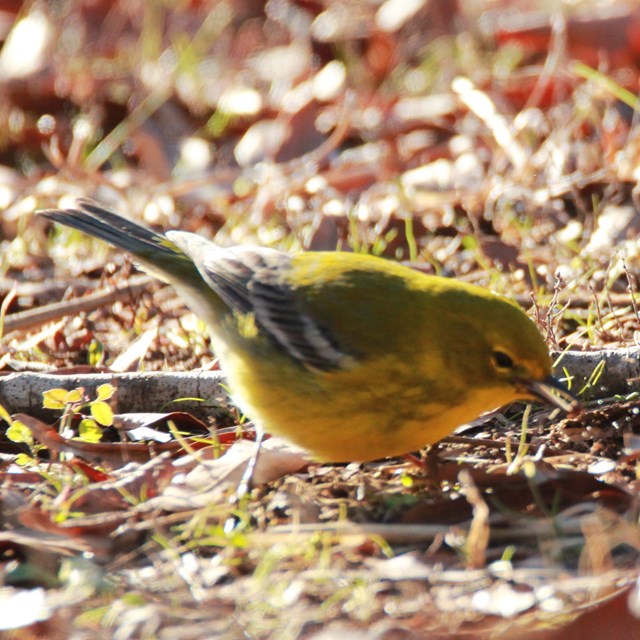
xmin=168 ymin=231 xmax=349 ymax=370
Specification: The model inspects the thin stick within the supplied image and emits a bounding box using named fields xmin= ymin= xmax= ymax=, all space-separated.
xmin=2 ymin=275 xmax=152 ymax=334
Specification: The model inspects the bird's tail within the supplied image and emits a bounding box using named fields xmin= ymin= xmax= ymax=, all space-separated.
xmin=39 ymin=199 xmax=196 ymax=284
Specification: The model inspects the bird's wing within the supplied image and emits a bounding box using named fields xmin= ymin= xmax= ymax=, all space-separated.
xmin=248 ymin=261 xmax=349 ymax=371
xmin=168 ymin=232 xmax=349 ymax=371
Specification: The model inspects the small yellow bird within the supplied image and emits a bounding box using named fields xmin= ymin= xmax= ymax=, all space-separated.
xmin=40 ymin=200 xmax=575 ymax=463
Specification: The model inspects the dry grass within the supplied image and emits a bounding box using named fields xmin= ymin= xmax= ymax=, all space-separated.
xmin=2 ymin=1 xmax=640 ymax=638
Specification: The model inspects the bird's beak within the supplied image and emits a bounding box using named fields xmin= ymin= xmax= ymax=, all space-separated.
xmin=523 ymin=375 xmax=579 ymax=412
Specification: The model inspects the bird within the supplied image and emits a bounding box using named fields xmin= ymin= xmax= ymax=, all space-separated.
xmin=40 ymin=200 xmax=576 ymax=466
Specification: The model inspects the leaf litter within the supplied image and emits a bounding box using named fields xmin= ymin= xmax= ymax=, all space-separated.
xmin=2 ymin=0 xmax=640 ymax=638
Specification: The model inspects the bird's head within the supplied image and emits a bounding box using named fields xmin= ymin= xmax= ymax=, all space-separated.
xmin=443 ymin=289 xmax=578 ymax=413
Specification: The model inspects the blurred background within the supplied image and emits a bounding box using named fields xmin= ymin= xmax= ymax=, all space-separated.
xmin=2 ymin=0 xmax=640 ymax=355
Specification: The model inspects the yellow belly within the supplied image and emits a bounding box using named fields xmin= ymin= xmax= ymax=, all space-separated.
xmin=217 ymin=343 xmax=517 ymax=462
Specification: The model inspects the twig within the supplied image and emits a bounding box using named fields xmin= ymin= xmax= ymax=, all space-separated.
xmin=1 ymin=275 xmax=153 ymax=334
xmin=0 ymin=370 xmax=232 ymax=420
xmin=622 ymin=257 xmax=640 ymax=329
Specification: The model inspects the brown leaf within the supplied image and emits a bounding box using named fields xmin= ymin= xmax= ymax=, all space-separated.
xmin=14 ymin=413 xmax=208 ymax=466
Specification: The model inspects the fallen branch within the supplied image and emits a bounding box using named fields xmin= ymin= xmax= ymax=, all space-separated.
xmin=0 ymin=370 xmax=232 ymax=420
xmin=554 ymin=348 xmax=640 ymax=397
xmin=1 ymin=275 xmax=153 ymax=334
xmin=1 ymin=349 xmax=639 ymax=419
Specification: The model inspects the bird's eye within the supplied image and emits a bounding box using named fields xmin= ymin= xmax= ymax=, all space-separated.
xmin=492 ymin=350 xmax=514 ymax=369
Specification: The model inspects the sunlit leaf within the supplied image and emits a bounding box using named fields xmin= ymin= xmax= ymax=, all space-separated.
xmin=78 ymin=418 xmax=103 ymax=443
xmin=0 ymin=403 xmax=11 ymax=424
xmin=42 ymin=388 xmax=69 ymax=409
xmin=6 ymin=420 xmax=33 ymax=445
xmin=400 ymin=473 xmax=413 ymax=488
xmin=15 ymin=453 xmax=34 ymax=466
xmin=64 ymin=388 xmax=84 ymax=404
xmin=88 ymin=339 xmax=105 ymax=366
xmin=90 ymin=401 xmax=114 ymax=427
xmin=96 ymin=383 xmax=116 ymax=401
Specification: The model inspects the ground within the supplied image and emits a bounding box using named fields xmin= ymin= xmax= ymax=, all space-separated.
xmin=1 ymin=1 xmax=640 ymax=638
